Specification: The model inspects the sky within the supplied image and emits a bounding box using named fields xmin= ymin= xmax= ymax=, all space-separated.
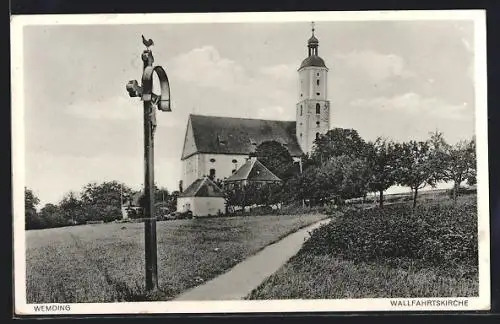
xmin=22 ymin=18 xmax=476 ymax=206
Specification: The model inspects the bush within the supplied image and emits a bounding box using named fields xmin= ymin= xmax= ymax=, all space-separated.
xmin=301 ymin=198 xmax=478 ymax=269
xmin=448 ymin=186 xmax=477 ymax=198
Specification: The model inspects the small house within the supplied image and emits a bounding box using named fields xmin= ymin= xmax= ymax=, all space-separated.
xmin=224 ymin=157 xmax=282 ymax=189
xmin=177 ymin=177 xmax=226 ymax=217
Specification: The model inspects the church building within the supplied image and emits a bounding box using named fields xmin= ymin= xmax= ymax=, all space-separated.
xmin=180 ymin=24 xmax=331 ymax=190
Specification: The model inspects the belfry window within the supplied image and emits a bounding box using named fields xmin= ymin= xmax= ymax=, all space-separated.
xmin=316 ymin=103 xmax=320 ymax=114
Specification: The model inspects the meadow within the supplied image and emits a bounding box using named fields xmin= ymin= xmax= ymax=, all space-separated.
xmin=26 ymin=213 xmax=327 ymax=303
xmin=248 ymin=194 xmax=479 ymax=299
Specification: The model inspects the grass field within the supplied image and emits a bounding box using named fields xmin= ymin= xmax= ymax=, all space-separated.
xmin=26 ymin=213 xmax=327 ymax=303
xmin=248 ymin=194 xmax=478 ymax=300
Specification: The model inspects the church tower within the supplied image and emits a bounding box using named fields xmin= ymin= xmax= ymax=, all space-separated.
xmin=296 ymin=22 xmax=330 ymax=156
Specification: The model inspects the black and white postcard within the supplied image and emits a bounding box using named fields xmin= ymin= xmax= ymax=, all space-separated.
xmin=11 ymin=10 xmax=490 ymax=315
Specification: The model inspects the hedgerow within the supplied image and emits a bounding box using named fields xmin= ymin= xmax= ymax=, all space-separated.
xmin=300 ymin=199 xmax=478 ymax=270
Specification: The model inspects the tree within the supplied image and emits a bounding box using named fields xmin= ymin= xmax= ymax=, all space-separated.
xmin=25 ymin=187 xmax=41 ymax=230
xmin=311 ymin=128 xmax=368 ymax=164
xmin=155 ymin=186 xmax=170 ymax=203
xmin=59 ymin=191 xmax=85 ymax=225
xmin=256 ymin=182 xmax=283 ymax=208
xmin=81 ymin=181 xmax=133 ymax=222
xmin=224 ymin=182 xmax=259 ymax=213
xmin=394 ymin=140 xmax=435 ymax=209
xmin=287 ymin=155 xmax=369 ymax=206
xmin=321 ymin=155 xmax=371 ymax=204
xmin=254 ymin=141 xmax=298 ymax=181
xmin=168 ymin=191 xmax=180 ymax=212
xmin=366 ymin=138 xmax=399 ymax=207
xmin=39 ymin=203 xmax=67 ymax=228
xmin=429 ymin=132 xmax=476 ymax=202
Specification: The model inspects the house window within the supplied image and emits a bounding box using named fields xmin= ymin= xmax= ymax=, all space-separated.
xmin=316 ymin=103 xmax=320 ymax=114
xmin=209 ymin=168 xmax=216 ymax=180
xmin=316 ymin=79 xmax=320 ymax=86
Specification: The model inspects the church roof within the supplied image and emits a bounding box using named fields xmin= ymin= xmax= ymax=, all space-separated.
xmin=225 ymin=158 xmax=282 ymax=183
xmin=178 ymin=177 xmax=225 ymax=198
xmin=299 ymin=55 xmax=327 ymax=70
xmin=182 ymin=114 xmax=303 ymax=160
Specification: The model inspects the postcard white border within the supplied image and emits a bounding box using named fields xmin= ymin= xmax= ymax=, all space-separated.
xmin=11 ymin=10 xmax=490 ymax=315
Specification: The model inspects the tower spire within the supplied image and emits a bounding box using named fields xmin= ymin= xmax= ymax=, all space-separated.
xmin=307 ymin=22 xmax=319 ymax=56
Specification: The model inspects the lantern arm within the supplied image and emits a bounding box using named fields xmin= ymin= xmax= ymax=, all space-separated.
xmin=141 ymin=66 xmax=171 ymax=112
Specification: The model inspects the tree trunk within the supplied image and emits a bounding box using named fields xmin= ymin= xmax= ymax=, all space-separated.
xmin=379 ymin=190 xmax=384 ymax=207
xmin=452 ymin=181 xmax=458 ymax=203
xmin=412 ymin=188 xmax=418 ymax=209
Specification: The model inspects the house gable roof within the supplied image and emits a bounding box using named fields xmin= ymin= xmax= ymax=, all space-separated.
xmin=178 ymin=177 xmax=225 ymax=198
xmin=225 ymin=158 xmax=282 ymax=182
xmin=181 ymin=114 xmax=303 ymax=160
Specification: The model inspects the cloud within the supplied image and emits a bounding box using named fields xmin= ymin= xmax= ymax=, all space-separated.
xmin=168 ymin=45 xmax=248 ymax=90
xmin=350 ymin=92 xmax=469 ymax=120
xmin=335 ymin=50 xmax=416 ymax=82
xmin=166 ymin=45 xmax=297 ymax=120
xmin=258 ymin=64 xmax=296 ymax=82
xmin=66 ymin=95 xmax=182 ymax=129
xmin=66 ymin=96 xmax=141 ymax=121
xmin=256 ymin=105 xmax=292 ymax=120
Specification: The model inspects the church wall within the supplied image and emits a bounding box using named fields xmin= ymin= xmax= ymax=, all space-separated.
xmin=182 ymin=153 xmax=250 ymax=188
xmin=177 ymin=196 xmax=226 ymax=217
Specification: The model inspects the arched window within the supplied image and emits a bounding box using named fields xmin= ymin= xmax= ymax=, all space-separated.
xmin=316 ymin=121 xmax=320 ymax=127
xmin=209 ymin=168 xmax=216 ymax=180
xmin=316 ymin=79 xmax=320 ymax=86
xmin=316 ymin=132 xmax=320 ymax=140
xmin=300 ymin=105 xmax=303 ymax=116
xmin=316 ymin=103 xmax=320 ymax=114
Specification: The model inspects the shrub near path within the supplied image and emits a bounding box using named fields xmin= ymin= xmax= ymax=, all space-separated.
xmin=248 ymin=195 xmax=478 ymax=299
xmin=26 ymin=213 xmax=327 ymax=303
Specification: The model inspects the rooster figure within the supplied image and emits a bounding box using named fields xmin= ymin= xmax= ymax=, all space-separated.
xmin=142 ymin=35 xmax=154 ymax=49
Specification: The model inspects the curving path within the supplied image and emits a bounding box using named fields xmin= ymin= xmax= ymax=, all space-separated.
xmin=174 ymin=217 xmax=332 ymax=301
